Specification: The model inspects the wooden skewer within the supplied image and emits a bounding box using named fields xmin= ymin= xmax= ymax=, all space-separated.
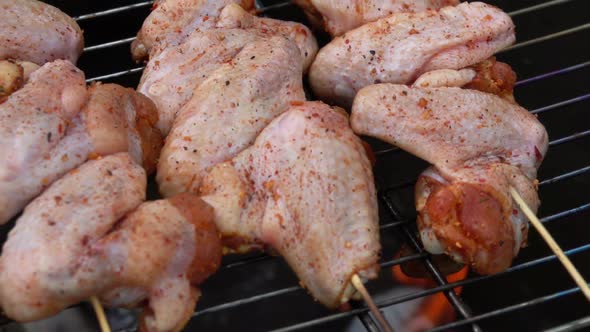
xmin=509 ymin=187 xmax=590 ymax=301
xmin=351 ymin=274 xmax=395 ymax=332
xmin=90 ymin=296 xmax=112 ymax=332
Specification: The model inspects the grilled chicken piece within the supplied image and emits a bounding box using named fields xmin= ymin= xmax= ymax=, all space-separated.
xmin=351 ymin=84 xmax=548 ymax=274
xmin=0 ymin=0 xmax=83 ymax=65
xmin=0 ymin=61 xmax=162 ymax=224
xmin=217 ymin=3 xmax=318 ymax=71
xmin=310 ymin=2 xmax=515 ymax=108
xmin=0 ymin=154 xmax=221 ymax=332
xmin=200 ymin=102 xmax=380 ymax=307
xmin=294 ymin=0 xmax=459 ymax=37
xmin=138 ymin=8 xmax=317 ymax=135
xmin=157 ymin=36 xmax=305 ymax=197
xmin=131 ymin=0 xmax=254 ymax=61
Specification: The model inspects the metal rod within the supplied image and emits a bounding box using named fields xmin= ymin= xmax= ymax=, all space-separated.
xmin=84 ymin=37 xmax=136 ymax=52
xmin=545 ymin=315 xmax=590 ymax=332
xmin=549 ymin=129 xmax=590 ymax=146
xmin=508 ymin=0 xmax=578 ymax=17
xmin=510 ymin=187 xmax=590 ymax=301
xmin=351 ymin=274 xmax=395 ymax=332
xmin=540 ymin=166 xmax=590 ymax=186
xmin=502 ymin=23 xmax=590 ymax=53
xmin=86 ymin=67 xmax=144 ymax=83
xmin=531 ymin=93 xmax=590 ymax=115
xmin=516 ymin=60 xmax=590 ymax=87
xmin=429 ymin=286 xmax=586 ymax=332
xmin=74 ymin=1 xmax=154 ymax=21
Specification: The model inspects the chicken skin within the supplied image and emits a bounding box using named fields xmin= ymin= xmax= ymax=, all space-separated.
xmin=0 ymin=154 xmax=221 ymax=332
xmin=200 ymin=102 xmax=380 ymax=307
xmin=351 ymin=84 xmax=548 ymax=274
xmin=138 ymin=5 xmax=317 ymax=134
xmin=309 ymin=2 xmax=515 ymax=108
xmin=0 ymin=60 xmax=162 ymax=224
xmin=294 ymin=0 xmax=459 ymax=37
xmin=131 ymin=0 xmax=255 ymax=61
xmin=157 ymin=36 xmax=305 ymax=197
xmin=0 ymin=0 xmax=83 ymax=65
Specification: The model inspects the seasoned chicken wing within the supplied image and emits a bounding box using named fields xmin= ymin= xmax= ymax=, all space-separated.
xmin=351 ymin=84 xmax=548 ymax=274
xmin=294 ymin=0 xmax=459 ymax=36
xmin=0 ymin=0 xmax=83 ymax=65
xmin=157 ymin=36 xmax=305 ymax=197
xmin=138 ymin=5 xmax=317 ymax=134
xmin=131 ymin=0 xmax=254 ymax=61
xmin=0 ymin=61 xmax=162 ymax=224
xmin=310 ymin=2 xmax=515 ymax=108
xmin=200 ymin=102 xmax=380 ymax=307
xmin=217 ymin=3 xmax=318 ymax=71
xmin=0 ymin=154 xmax=221 ymax=332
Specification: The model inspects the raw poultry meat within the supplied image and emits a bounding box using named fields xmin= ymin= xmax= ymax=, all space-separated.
xmin=0 ymin=153 xmax=221 ymax=332
xmin=0 ymin=0 xmax=84 ymax=65
xmin=200 ymin=102 xmax=380 ymax=307
xmin=0 ymin=60 xmax=162 ymax=224
xmin=131 ymin=0 xmax=255 ymax=61
xmin=294 ymin=0 xmax=459 ymax=36
xmin=0 ymin=60 xmax=40 ymax=102
xmin=309 ymin=2 xmax=515 ymax=108
xmin=351 ymin=84 xmax=548 ymax=274
xmin=217 ymin=3 xmax=318 ymax=71
xmin=138 ymin=5 xmax=317 ymax=134
xmin=157 ymin=36 xmax=305 ymax=197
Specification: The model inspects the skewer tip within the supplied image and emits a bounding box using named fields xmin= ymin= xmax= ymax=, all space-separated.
xmin=351 ymin=274 xmax=395 ymax=332
xmin=90 ymin=296 xmax=112 ymax=332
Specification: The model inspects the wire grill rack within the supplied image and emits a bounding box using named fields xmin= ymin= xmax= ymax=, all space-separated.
xmin=3 ymin=0 xmax=590 ymax=331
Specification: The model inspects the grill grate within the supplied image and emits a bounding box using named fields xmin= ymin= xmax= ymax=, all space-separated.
xmin=3 ymin=0 xmax=590 ymax=331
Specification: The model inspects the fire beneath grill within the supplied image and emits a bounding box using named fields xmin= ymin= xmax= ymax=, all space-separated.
xmin=2 ymin=0 xmax=589 ymax=331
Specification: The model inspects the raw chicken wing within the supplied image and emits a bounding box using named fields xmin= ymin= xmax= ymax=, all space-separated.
xmin=157 ymin=36 xmax=305 ymax=197
xmin=0 ymin=61 xmax=162 ymax=224
xmin=131 ymin=0 xmax=254 ymax=61
xmin=200 ymin=102 xmax=380 ymax=307
xmin=0 ymin=0 xmax=83 ymax=64
xmin=351 ymin=84 xmax=548 ymax=274
xmin=309 ymin=2 xmax=515 ymax=108
xmin=294 ymin=0 xmax=459 ymax=36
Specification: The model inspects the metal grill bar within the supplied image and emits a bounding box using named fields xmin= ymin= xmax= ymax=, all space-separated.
xmin=531 ymin=93 xmax=590 ymax=115
xmin=429 ymin=286 xmax=587 ymax=331
xmin=84 ymin=37 xmax=136 ymax=52
xmin=515 ymin=60 xmax=590 ymax=87
xmin=74 ymin=1 xmax=154 ymax=21
xmin=86 ymin=67 xmax=144 ymax=83
xmin=539 ymin=166 xmax=590 ymax=186
xmin=507 ymin=0 xmax=578 ymax=17
xmin=260 ymin=243 xmax=590 ymax=332
xmin=546 ymin=316 xmax=590 ymax=332
xmin=503 ymin=22 xmax=590 ymax=53
xmin=549 ymin=129 xmax=590 ymax=147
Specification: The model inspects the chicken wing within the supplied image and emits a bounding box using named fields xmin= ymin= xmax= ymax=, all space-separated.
xmin=309 ymin=2 xmax=515 ymax=108
xmin=217 ymin=3 xmax=318 ymax=71
xmin=131 ymin=0 xmax=254 ymax=61
xmin=157 ymin=36 xmax=305 ymax=197
xmin=351 ymin=84 xmax=548 ymax=274
xmin=0 ymin=61 xmax=162 ymax=224
xmin=0 ymin=0 xmax=83 ymax=65
xmin=294 ymin=0 xmax=459 ymax=36
xmin=138 ymin=5 xmax=317 ymax=134
xmin=200 ymin=102 xmax=380 ymax=307
xmin=0 ymin=154 xmax=221 ymax=332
